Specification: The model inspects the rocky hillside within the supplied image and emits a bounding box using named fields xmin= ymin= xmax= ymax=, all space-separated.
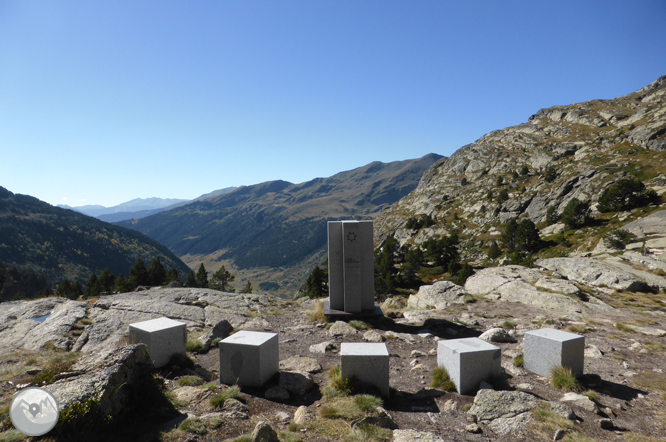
xmin=0 ymin=186 xmax=192 ymax=296
xmin=118 ymin=154 xmax=441 ymax=295
xmin=375 ymin=76 xmax=666 ymax=260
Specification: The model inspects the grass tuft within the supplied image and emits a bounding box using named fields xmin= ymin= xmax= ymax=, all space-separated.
xmin=178 ymin=375 xmax=203 ymax=386
xmin=210 ymin=385 xmax=241 ymax=407
xmin=353 ymin=394 xmax=383 ymax=412
xmin=615 ymin=322 xmax=635 ymax=333
xmin=514 ymin=354 xmax=524 ymax=367
xmin=30 ymin=352 xmax=80 ymax=385
xmin=186 ymin=340 xmax=204 ymax=353
xmin=345 ymin=424 xmax=392 ymax=441
xmin=551 ymin=366 xmax=583 ymax=392
xmin=349 ymin=320 xmax=371 ymax=330
xmin=179 ymin=418 xmax=206 ymax=435
xmin=430 ymin=367 xmax=456 ymax=391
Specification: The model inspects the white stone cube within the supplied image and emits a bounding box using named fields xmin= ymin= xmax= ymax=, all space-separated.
xmin=437 ymin=338 xmax=501 ymax=395
xmin=523 ymin=328 xmax=584 ymax=377
xmin=129 ymin=317 xmax=187 ymax=368
xmin=219 ymin=331 xmax=279 ymax=387
xmin=340 ymin=342 xmax=390 ymax=397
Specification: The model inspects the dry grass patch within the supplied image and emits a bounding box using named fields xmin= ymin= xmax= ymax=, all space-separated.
xmin=633 ymin=372 xmax=666 ymax=392
xmin=530 ymin=402 xmax=577 ymax=441
xmin=309 ymin=300 xmax=328 ymax=324
xmin=643 ymin=341 xmax=666 ymax=352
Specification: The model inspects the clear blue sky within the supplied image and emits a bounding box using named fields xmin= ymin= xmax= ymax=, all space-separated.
xmin=2 ymin=1 xmax=665 ymax=208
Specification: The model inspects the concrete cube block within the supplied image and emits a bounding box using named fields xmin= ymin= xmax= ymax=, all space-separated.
xmin=523 ymin=328 xmax=584 ymax=377
xmin=340 ymin=343 xmax=389 ymax=397
xmin=219 ymin=331 xmax=279 ymax=387
xmin=129 ymin=317 xmax=187 ymax=368
xmin=437 ymin=338 xmax=501 ymax=395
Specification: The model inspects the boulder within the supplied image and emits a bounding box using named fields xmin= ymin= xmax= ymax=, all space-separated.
xmin=392 ymin=430 xmax=446 ymax=442
xmin=251 ymin=421 xmax=279 ymax=442
xmin=279 ymin=356 xmax=322 ymax=374
xmin=264 ymin=386 xmax=290 ymax=402
xmin=48 ymin=344 xmax=155 ymax=419
xmin=619 ymin=209 xmax=666 ymax=238
xmin=293 ymin=405 xmax=316 ymax=424
xmin=328 ymin=321 xmax=358 ymax=337
xmin=309 ymin=341 xmax=336 ymax=354
xmin=479 ymin=328 xmax=516 ymax=343
xmin=279 ymin=371 xmax=314 ymax=396
xmin=363 ymin=330 xmax=385 ymax=342
xmin=467 ymin=390 xmax=539 ymax=435
xmin=199 ymin=319 xmax=233 ymax=352
xmin=536 ymin=258 xmax=651 ymax=292
xmin=465 ymin=266 xmax=584 ymax=316
xmin=407 ymin=281 xmax=467 ymax=310
xmin=560 ymin=392 xmax=597 ymax=412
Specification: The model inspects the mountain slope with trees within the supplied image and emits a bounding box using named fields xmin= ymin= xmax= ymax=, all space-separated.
xmin=118 ymin=154 xmax=441 ymax=293
xmin=0 ymin=187 xmax=191 ymax=300
xmin=372 ymin=76 xmax=666 ymax=276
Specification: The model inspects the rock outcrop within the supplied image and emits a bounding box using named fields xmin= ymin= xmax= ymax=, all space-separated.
xmin=375 ymin=77 xmax=666 ymax=266
xmin=407 ymin=281 xmax=467 ymax=310
xmin=467 ymin=390 xmax=539 ymax=435
xmin=464 ymin=265 xmax=590 ymax=316
xmin=48 ymin=344 xmax=156 ymax=418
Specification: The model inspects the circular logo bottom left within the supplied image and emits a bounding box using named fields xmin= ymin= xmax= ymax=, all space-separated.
xmin=9 ymin=387 xmax=60 ymax=436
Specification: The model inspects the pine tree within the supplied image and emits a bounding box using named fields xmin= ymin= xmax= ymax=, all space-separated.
xmin=514 ymin=219 xmax=542 ymax=253
xmin=561 ymin=199 xmax=591 ymax=230
xmin=304 ymin=265 xmax=327 ymax=299
xmin=375 ymin=237 xmax=398 ymax=295
xmin=211 ymin=265 xmax=235 ymax=292
xmin=114 ymin=273 xmax=133 ymax=293
xmin=401 ymin=247 xmax=423 ymax=285
xmin=185 ymin=271 xmax=197 ymax=287
xmin=148 ymin=257 xmax=167 ymax=286
xmin=196 ymin=264 xmax=208 ymax=288
xmin=99 ymin=267 xmax=115 ymax=293
xmin=129 ymin=259 xmax=149 ymax=287
xmin=241 ymin=281 xmax=252 ymax=294
xmin=501 ymin=219 xmax=518 ymax=252
xmin=487 ymin=241 xmax=501 ymax=259
xmin=598 ymin=178 xmax=658 ymax=213
xmin=85 ymin=273 xmax=102 ymax=297
xmin=165 ymin=268 xmax=180 ymax=284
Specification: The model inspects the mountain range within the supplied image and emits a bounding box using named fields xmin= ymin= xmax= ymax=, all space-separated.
xmin=117 ymin=154 xmax=442 ymax=294
xmin=0 ymin=187 xmax=192 ymax=299
xmin=3 ymin=76 xmax=665 ymax=300
xmin=59 ymin=187 xmax=238 ymax=223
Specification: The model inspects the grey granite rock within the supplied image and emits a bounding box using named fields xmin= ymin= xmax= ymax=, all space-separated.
xmin=407 ymin=281 xmax=467 ymax=310
xmin=468 ymin=390 xmax=539 ymax=435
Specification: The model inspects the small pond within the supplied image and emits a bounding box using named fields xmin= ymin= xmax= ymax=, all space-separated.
xmin=28 ymin=313 xmax=52 ymax=323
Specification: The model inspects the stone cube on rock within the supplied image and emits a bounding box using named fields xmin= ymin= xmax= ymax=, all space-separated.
xmin=128 ymin=317 xmax=187 ymax=368
xmin=437 ymin=338 xmax=501 ymax=395
xmin=523 ymin=328 xmax=584 ymax=377
xmin=219 ymin=331 xmax=278 ymax=387
xmin=340 ymin=343 xmax=389 ymax=397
